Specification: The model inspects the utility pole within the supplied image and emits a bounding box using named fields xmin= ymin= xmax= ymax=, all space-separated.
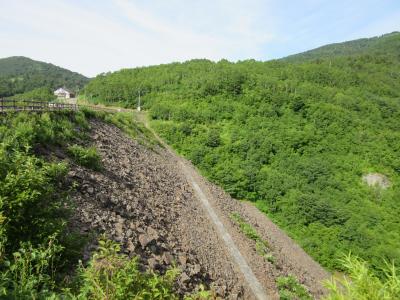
xmin=137 ymin=90 xmax=141 ymax=112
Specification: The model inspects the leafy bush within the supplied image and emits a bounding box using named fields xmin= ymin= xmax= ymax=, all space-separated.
xmin=0 ymin=151 xmax=68 ymax=250
xmin=205 ymin=129 xmax=221 ymax=147
xmin=0 ymin=112 xmax=87 ymax=298
xmin=67 ymin=144 xmax=102 ymax=171
xmin=71 ymin=237 xmax=181 ymax=300
xmin=0 ymin=236 xmax=63 ymax=299
xmin=0 ymin=235 xmax=211 ymax=300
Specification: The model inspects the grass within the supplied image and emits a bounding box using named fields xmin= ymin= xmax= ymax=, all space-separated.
xmin=230 ymin=212 xmax=275 ymax=264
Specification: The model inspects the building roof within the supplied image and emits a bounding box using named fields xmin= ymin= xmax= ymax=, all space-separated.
xmin=54 ymin=87 xmax=73 ymax=94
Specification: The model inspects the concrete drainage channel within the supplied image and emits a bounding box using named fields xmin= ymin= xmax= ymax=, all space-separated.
xmin=181 ymin=163 xmax=269 ymax=300
xmin=142 ymin=115 xmax=269 ymax=300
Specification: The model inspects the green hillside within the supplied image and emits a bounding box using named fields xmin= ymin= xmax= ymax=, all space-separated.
xmin=83 ymin=32 xmax=400 ymax=275
xmin=0 ymin=56 xmax=89 ymax=97
xmin=283 ymin=31 xmax=400 ymax=62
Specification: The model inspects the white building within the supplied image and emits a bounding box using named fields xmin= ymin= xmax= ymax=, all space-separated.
xmin=54 ymin=88 xmax=74 ymax=99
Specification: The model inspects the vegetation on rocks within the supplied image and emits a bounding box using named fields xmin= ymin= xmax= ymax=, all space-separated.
xmin=67 ymin=144 xmax=102 ymax=171
xmin=69 ymin=237 xmax=210 ymax=300
xmin=230 ymin=212 xmax=274 ymax=263
xmin=0 ymin=111 xmax=85 ymax=297
xmin=0 ymin=111 xmax=205 ymax=299
xmin=277 ymin=275 xmax=312 ymax=300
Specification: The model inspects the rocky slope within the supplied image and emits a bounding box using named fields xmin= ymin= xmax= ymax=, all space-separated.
xmin=64 ymin=118 xmax=329 ymax=299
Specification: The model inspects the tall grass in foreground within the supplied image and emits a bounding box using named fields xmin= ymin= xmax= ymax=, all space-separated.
xmin=324 ymin=255 xmax=400 ymax=300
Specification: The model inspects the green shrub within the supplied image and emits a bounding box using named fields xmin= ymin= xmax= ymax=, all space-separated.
xmin=0 ymin=150 xmax=68 ymax=250
xmin=67 ymin=145 xmax=102 ymax=170
xmin=324 ymin=255 xmax=400 ymax=300
xmin=70 ymin=237 xmax=180 ymax=300
xmin=0 ymin=112 xmax=85 ymax=298
xmin=276 ymin=275 xmax=313 ymax=300
xmin=0 ymin=236 xmax=63 ymax=299
xmin=74 ymin=111 xmax=90 ymax=130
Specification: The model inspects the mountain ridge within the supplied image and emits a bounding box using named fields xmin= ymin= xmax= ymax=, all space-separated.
xmin=0 ymin=56 xmax=89 ymax=97
xmin=282 ymin=31 xmax=400 ymax=62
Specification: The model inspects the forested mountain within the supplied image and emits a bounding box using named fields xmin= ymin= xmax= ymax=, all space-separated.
xmin=0 ymin=56 xmax=89 ymax=97
xmin=83 ymin=33 xmax=400 ymax=275
xmin=283 ymin=31 xmax=400 ymax=62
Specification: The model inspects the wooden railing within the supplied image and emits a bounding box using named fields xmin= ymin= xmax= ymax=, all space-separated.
xmin=0 ymin=99 xmax=135 ymax=115
xmin=0 ymin=99 xmax=78 ymax=112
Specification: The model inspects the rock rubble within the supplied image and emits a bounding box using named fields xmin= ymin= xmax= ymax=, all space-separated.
xmin=66 ymin=120 xmax=243 ymax=298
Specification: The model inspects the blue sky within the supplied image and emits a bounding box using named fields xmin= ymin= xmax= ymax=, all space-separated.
xmin=0 ymin=0 xmax=399 ymax=76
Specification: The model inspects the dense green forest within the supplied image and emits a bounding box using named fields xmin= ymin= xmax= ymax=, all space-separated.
xmin=0 ymin=56 xmax=88 ymax=97
xmin=83 ymin=32 xmax=400 ymax=274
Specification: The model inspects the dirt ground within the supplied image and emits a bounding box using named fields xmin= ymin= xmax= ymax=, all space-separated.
xmin=66 ymin=118 xmax=330 ymax=299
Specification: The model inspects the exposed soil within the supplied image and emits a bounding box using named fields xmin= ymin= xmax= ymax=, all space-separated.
xmin=64 ymin=118 xmax=330 ymax=299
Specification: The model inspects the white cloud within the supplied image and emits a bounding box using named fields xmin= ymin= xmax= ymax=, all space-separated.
xmin=1 ymin=0 xmax=397 ymax=76
xmin=0 ymin=0 xmax=275 ymax=76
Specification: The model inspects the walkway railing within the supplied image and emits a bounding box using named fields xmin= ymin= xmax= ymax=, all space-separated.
xmin=0 ymin=99 xmax=78 ymax=112
xmin=0 ymin=99 xmax=127 ymax=114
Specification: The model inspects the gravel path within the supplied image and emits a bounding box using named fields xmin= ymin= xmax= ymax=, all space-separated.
xmin=185 ymin=168 xmax=268 ymax=300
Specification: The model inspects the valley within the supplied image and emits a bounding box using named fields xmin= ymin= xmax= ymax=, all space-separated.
xmin=0 ymin=31 xmax=399 ymax=299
